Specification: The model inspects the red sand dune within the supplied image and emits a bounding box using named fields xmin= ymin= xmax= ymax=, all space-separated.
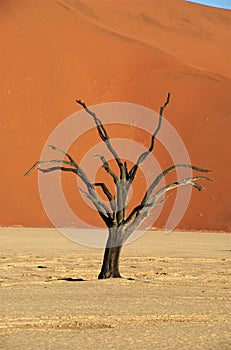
xmin=1 ymin=0 xmax=230 ymax=231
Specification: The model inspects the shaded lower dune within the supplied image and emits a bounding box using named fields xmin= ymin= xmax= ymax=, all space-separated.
xmin=0 ymin=0 xmax=230 ymax=231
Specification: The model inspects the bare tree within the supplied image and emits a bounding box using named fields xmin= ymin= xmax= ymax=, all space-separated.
xmin=25 ymin=93 xmax=212 ymax=279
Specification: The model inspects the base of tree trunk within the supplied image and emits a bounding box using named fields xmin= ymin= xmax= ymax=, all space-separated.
xmin=98 ymin=270 xmax=122 ymax=279
xmin=98 ymin=245 xmax=122 ymax=279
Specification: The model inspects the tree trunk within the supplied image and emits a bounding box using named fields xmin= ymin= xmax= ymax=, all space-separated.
xmin=98 ymin=227 xmax=123 ymax=279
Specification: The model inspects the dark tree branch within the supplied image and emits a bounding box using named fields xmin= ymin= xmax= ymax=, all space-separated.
xmin=124 ymin=161 xmax=129 ymax=180
xmin=76 ymin=100 xmax=108 ymax=140
xmin=48 ymin=145 xmax=75 ymax=163
xmin=123 ymin=203 xmax=153 ymax=225
xmin=94 ymin=154 xmax=118 ymax=184
xmin=154 ymin=194 xmax=172 ymax=207
xmin=124 ymin=164 xmax=211 ymax=225
xmin=76 ymin=100 xmax=124 ymax=177
xmin=26 ymin=158 xmax=93 ymax=190
xmin=123 ymin=175 xmax=213 ymax=242
xmin=129 ymin=92 xmax=171 ymax=182
xmin=93 ymin=182 xmax=116 ymax=212
xmin=78 ymin=186 xmax=112 ymax=225
xmin=93 ymin=182 xmax=113 ymax=201
xmin=24 ymin=160 xmax=72 ymax=176
xmin=39 ymin=164 xmax=113 ymax=219
xmin=150 ymin=176 xmax=213 ymax=201
xmin=47 ymin=145 xmax=95 ymax=189
xmin=24 ymin=148 xmax=114 ymax=225
xmin=38 ymin=166 xmax=78 ymax=175
xmin=145 ymin=164 xmax=211 ymax=202
xmin=123 ymin=195 xmax=171 ymax=226
xmin=24 ymin=162 xmax=39 ymax=176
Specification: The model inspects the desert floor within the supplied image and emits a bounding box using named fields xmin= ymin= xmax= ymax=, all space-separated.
xmin=0 ymin=228 xmax=230 ymax=349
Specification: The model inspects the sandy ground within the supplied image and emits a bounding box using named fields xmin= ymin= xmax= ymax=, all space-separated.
xmin=0 ymin=228 xmax=230 ymax=349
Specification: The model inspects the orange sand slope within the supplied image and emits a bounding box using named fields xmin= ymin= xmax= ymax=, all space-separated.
xmin=1 ymin=0 xmax=230 ymax=230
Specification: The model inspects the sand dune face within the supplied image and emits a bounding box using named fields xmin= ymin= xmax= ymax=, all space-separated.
xmin=1 ymin=0 xmax=230 ymax=231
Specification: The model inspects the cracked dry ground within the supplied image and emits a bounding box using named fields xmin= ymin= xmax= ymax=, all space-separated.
xmin=0 ymin=228 xmax=230 ymax=349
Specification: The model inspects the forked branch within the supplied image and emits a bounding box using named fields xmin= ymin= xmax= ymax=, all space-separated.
xmin=24 ymin=146 xmax=114 ymax=226
xmin=94 ymin=155 xmax=118 ymax=184
xmin=124 ymin=164 xmax=211 ymax=225
xmin=93 ymin=182 xmax=113 ymax=202
xmin=93 ymin=182 xmax=116 ymax=212
xmin=123 ymin=175 xmax=213 ymax=242
xmin=76 ymin=100 xmax=124 ymax=177
xmin=144 ymin=164 xmax=211 ymax=202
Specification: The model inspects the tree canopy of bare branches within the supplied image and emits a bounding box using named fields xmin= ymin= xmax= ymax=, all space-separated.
xmin=25 ymin=94 xmax=212 ymax=279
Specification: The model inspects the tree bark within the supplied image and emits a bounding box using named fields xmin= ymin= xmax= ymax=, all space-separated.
xmin=98 ymin=227 xmax=123 ymax=279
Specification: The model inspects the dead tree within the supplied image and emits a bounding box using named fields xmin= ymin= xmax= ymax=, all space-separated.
xmin=25 ymin=93 xmax=212 ymax=279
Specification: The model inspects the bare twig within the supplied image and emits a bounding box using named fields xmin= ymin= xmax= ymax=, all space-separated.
xmin=94 ymin=155 xmax=118 ymax=184
xmin=129 ymin=92 xmax=171 ymax=182
xmin=24 ymin=160 xmax=72 ymax=176
xmin=38 ymin=166 xmax=78 ymax=175
xmin=48 ymin=145 xmax=75 ymax=163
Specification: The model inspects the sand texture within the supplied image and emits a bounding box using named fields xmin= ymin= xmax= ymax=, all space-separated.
xmin=0 ymin=0 xmax=230 ymax=231
xmin=0 ymin=228 xmax=230 ymax=349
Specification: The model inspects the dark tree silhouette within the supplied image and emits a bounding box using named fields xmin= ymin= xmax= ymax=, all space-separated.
xmin=25 ymin=93 xmax=212 ymax=279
